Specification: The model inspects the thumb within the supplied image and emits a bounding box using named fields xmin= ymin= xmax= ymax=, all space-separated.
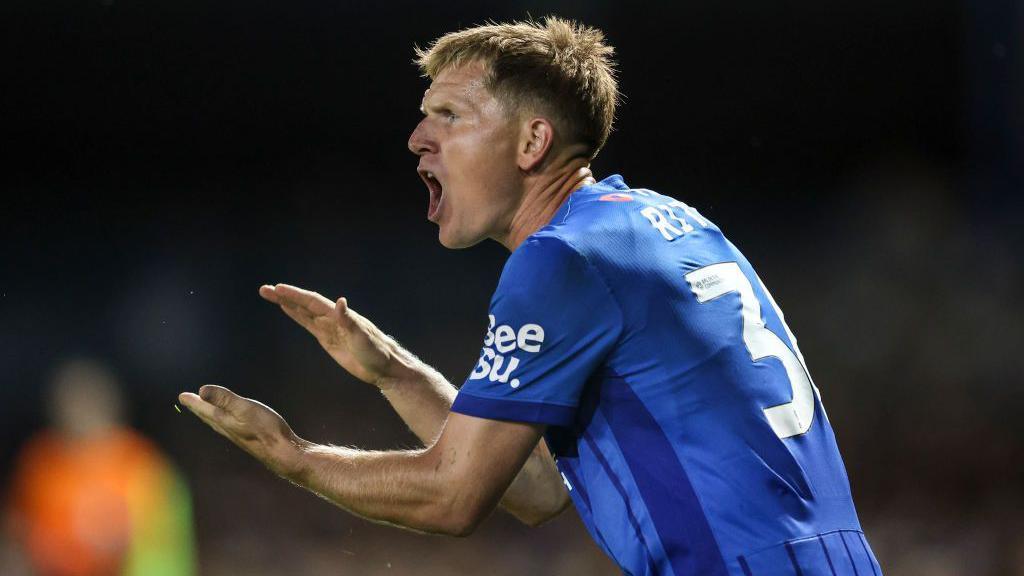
xmin=178 ymin=388 xmax=230 ymax=435
xmin=199 ymin=384 xmax=239 ymax=412
xmin=335 ymin=297 xmax=355 ymax=329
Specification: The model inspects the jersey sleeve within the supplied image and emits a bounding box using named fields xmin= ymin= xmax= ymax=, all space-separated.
xmin=450 ymin=236 xmax=622 ymax=427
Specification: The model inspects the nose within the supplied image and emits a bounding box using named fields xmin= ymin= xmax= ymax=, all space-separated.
xmin=407 ymin=119 xmax=438 ymax=156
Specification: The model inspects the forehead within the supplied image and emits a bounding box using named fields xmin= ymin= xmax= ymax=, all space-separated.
xmin=423 ymin=62 xmax=491 ymax=106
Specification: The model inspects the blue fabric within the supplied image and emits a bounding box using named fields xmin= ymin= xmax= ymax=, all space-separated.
xmin=450 ymin=175 xmax=882 ymax=575
xmin=737 ymin=530 xmax=880 ymax=576
xmin=449 ymin=391 xmax=578 ymax=426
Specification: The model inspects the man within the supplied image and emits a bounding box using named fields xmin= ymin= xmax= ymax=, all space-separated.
xmin=180 ymin=17 xmax=882 ymax=575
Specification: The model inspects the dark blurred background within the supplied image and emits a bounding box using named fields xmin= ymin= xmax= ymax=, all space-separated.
xmin=2 ymin=0 xmax=1021 ymax=574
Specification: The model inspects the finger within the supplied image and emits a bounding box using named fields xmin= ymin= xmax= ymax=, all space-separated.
xmin=198 ymin=384 xmax=241 ymax=412
xmin=279 ymin=302 xmax=318 ymax=332
xmin=273 ymin=284 xmax=335 ymax=316
xmin=178 ymin=391 xmax=229 ymax=431
xmin=259 ymin=284 xmax=281 ymax=304
xmin=263 ymin=284 xmax=321 ymax=333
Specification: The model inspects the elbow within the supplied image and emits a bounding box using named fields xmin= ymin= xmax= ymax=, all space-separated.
xmin=414 ymin=494 xmax=487 ymax=537
xmin=433 ymin=501 xmax=486 ymax=537
xmin=518 ymin=509 xmax=558 ymax=528
xmin=445 ymin=493 xmax=493 ymax=537
xmin=512 ymin=491 xmax=570 ymax=528
xmin=443 ymin=515 xmax=481 ymax=538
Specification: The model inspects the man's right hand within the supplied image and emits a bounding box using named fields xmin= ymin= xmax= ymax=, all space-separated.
xmin=259 ymin=284 xmax=416 ymax=389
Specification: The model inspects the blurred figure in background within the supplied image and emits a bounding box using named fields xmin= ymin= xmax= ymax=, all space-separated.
xmin=5 ymin=359 xmax=195 ymax=576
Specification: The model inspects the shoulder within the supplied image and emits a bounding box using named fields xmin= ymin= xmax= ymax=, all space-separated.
xmin=544 ymin=175 xmax=688 ymax=243
xmin=498 ymin=234 xmax=597 ymax=299
xmin=12 ymin=431 xmax=64 ymax=472
xmin=542 ymin=174 xmax=721 ymax=255
xmin=491 ymin=230 xmax=624 ymax=340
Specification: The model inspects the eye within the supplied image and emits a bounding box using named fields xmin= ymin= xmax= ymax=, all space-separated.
xmin=443 ymin=110 xmax=458 ymax=123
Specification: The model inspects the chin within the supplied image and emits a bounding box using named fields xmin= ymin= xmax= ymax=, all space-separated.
xmin=437 ymin=226 xmax=482 ymax=250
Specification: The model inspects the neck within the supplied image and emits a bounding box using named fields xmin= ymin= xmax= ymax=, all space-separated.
xmin=500 ymin=160 xmax=596 ymax=251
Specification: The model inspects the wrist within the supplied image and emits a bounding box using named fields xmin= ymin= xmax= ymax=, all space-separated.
xmin=276 ymin=435 xmax=315 ymax=483
xmin=376 ymin=356 xmax=436 ymax=392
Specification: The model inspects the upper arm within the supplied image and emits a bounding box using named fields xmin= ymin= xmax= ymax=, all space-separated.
xmin=425 ymin=411 xmax=546 ymax=533
xmin=451 ymin=237 xmax=622 ymax=428
xmin=434 ymin=238 xmax=621 ymax=532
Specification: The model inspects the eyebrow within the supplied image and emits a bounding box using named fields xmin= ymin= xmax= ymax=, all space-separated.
xmin=422 ymin=84 xmax=476 ymax=113
xmin=420 ymin=97 xmax=470 ymax=116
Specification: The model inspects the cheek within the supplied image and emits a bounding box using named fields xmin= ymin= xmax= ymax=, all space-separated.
xmin=444 ymin=125 xmax=517 ymax=210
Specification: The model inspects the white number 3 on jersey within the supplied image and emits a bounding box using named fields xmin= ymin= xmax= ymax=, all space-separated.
xmin=686 ymin=262 xmax=820 ymax=439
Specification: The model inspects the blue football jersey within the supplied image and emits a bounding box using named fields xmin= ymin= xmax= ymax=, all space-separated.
xmin=451 ymin=175 xmax=881 ymax=576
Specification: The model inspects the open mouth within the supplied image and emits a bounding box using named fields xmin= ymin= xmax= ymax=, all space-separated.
xmin=419 ymin=170 xmax=444 ymax=221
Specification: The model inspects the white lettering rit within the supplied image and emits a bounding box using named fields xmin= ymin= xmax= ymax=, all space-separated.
xmin=641 ymin=201 xmax=709 ymax=241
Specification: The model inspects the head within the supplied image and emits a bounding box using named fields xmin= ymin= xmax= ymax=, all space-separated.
xmin=408 ymin=17 xmax=618 ymax=248
xmin=47 ymin=358 xmax=124 ymax=439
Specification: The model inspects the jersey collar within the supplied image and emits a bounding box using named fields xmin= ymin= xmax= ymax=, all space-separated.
xmin=547 ymin=173 xmax=629 ymax=225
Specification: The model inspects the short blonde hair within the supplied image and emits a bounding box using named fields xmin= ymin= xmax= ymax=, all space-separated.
xmin=415 ymin=16 xmax=619 ymax=159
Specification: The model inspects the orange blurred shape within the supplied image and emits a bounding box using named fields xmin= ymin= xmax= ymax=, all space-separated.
xmin=9 ymin=428 xmax=166 ymax=576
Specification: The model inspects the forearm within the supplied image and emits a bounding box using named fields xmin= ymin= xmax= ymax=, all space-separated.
xmin=362 ymin=335 xmax=569 ymax=524
xmin=380 ymin=361 xmax=568 ymax=524
xmin=179 ymin=384 xmax=553 ymax=538
xmin=497 ymin=438 xmax=570 ymax=525
xmin=286 ymin=443 xmax=485 ymax=536
xmin=376 ymin=354 xmax=456 ymax=444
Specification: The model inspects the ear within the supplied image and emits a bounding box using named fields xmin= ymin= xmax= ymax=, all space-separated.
xmin=516 ymin=117 xmax=555 ymax=172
